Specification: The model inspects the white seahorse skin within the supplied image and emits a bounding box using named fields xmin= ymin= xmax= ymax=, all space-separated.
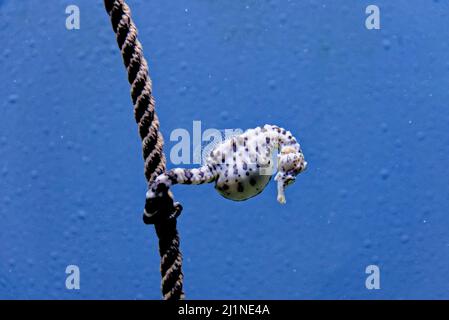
xmin=146 ymin=124 xmax=306 ymax=204
xmin=210 ymin=125 xmax=280 ymax=201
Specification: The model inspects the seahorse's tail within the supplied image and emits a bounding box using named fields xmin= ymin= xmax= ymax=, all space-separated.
xmin=167 ymin=166 xmax=217 ymax=186
xmin=144 ymin=165 xmax=217 ymax=223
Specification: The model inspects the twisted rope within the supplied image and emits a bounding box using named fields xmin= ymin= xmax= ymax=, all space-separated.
xmin=104 ymin=0 xmax=184 ymax=300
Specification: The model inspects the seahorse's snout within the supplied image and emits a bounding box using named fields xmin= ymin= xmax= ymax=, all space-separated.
xmin=275 ymin=172 xmax=289 ymax=204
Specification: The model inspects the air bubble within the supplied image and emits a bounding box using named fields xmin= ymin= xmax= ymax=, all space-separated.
xmin=8 ymin=94 xmax=18 ymax=104
xmin=380 ymin=169 xmax=389 ymax=180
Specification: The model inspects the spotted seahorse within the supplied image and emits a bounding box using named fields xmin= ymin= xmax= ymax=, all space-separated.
xmin=144 ymin=124 xmax=307 ymax=221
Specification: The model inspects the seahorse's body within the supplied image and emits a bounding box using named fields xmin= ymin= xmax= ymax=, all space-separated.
xmin=145 ymin=125 xmax=307 ymax=219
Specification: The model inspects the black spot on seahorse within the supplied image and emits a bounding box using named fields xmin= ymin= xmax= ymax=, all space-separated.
xmin=184 ymin=169 xmax=192 ymax=184
xmin=249 ymin=178 xmax=256 ymax=186
xmin=167 ymin=171 xmax=178 ymax=183
xmin=207 ymin=164 xmax=216 ymax=175
xmin=223 ymin=184 xmax=229 ymax=190
xmin=237 ymin=182 xmax=244 ymax=192
xmin=242 ymin=162 xmax=248 ymax=170
xmin=266 ymin=137 xmax=270 ymax=144
xmin=232 ymin=139 xmax=237 ymax=152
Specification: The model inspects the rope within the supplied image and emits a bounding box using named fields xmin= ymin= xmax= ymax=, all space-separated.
xmin=104 ymin=0 xmax=185 ymax=300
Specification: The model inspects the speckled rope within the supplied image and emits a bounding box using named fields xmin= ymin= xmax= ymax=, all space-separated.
xmin=104 ymin=0 xmax=184 ymax=300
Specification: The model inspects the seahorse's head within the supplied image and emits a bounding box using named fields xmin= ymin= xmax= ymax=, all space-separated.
xmin=274 ymin=146 xmax=307 ymax=204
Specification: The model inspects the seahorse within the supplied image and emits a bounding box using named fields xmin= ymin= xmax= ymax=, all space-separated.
xmin=144 ymin=124 xmax=307 ymax=222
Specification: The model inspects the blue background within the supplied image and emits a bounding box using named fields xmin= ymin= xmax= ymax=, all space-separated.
xmin=1 ymin=0 xmax=449 ymax=299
